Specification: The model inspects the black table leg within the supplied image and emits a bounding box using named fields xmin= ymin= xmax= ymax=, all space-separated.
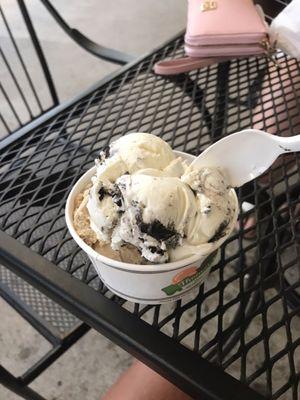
xmin=0 ymin=365 xmax=46 ymax=400
xmin=211 ymin=61 xmax=231 ymax=140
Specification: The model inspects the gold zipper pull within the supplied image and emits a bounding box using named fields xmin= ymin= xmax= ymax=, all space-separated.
xmin=260 ymin=39 xmax=281 ymax=69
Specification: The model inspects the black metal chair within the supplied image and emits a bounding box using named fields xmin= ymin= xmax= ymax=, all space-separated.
xmin=0 ymin=0 xmax=134 ymax=138
xmin=0 ymin=1 xmax=134 ymax=399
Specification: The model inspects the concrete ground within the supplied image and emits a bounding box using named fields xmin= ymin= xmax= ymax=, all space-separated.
xmin=0 ymin=298 xmax=132 ymax=400
xmin=0 ymin=1 xmax=185 ymax=399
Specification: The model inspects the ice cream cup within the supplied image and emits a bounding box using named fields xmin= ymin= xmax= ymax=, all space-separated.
xmin=65 ymin=151 xmax=239 ymax=304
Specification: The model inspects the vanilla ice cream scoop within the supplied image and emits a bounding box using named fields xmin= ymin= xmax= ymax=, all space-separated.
xmin=111 ymin=174 xmax=195 ymax=263
xmin=95 ymin=132 xmax=176 ymax=183
xmin=87 ymin=132 xmax=179 ymax=243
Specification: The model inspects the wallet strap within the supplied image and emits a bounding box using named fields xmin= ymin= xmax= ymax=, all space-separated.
xmin=153 ymin=56 xmax=234 ymax=75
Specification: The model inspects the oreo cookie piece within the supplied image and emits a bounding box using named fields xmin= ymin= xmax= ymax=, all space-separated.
xmin=164 ymin=233 xmax=181 ymax=249
xmin=110 ymin=185 xmax=125 ymax=212
xmin=208 ymin=220 xmax=229 ymax=243
xmin=140 ymin=219 xmax=176 ymax=241
xmin=148 ymin=246 xmax=165 ymax=256
xmin=98 ymin=186 xmax=107 ymax=201
xmin=98 ymin=183 xmax=124 ymax=213
xmin=98 ymin=145 xmax=111 ymax=164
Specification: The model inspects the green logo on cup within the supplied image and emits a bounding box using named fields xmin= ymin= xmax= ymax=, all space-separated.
xmin=161 ymin=251 xmax=218 ymax=296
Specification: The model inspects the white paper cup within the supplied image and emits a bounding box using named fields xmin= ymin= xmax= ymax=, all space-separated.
xmin=65 ymin=151 xmax=239 ymax=304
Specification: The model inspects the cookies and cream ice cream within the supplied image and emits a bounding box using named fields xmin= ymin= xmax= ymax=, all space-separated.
xmin=73 ymin=132 xmax=236 ymax=264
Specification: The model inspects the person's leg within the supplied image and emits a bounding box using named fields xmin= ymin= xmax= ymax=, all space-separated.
xmin=252 ymin=58 xmax=300 ymax=185
xmin=102 ymin=360 xmax=194 ymax=400
xmin=241 ymin=58 xmax=300 ymax=239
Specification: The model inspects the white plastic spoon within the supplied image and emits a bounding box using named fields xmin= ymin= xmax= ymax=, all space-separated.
xmin=191 ymin=129 xmax=300 ymax=187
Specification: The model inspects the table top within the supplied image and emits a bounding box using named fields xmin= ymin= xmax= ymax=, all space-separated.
xmin=1 ymin=4 xmax=299 ymax=399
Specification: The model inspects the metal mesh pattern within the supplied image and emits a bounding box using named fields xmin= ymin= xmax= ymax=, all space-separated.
xmin=1 ymin=21 xmax=300 ymax=400
xmin=0 ymin=264 xmax=79 ymax=335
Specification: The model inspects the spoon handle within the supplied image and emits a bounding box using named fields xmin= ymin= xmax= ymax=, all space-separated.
xmin=276 ymin=134 xmax=300 ymax=153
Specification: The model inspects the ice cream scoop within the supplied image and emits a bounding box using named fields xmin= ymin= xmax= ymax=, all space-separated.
xmin=95 ymin=132 xmax=176 ymax=183
xmin=87 ymin=132 xmax=179 ymax=243
xmin=110 ymin=173 xmax=195 ymax=263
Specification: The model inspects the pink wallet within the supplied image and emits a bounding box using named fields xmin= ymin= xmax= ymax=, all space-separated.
xmin=154 ymin=0 xmax=271 ymax=75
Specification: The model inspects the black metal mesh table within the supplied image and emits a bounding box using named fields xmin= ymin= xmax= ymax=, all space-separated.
xmin=1 ymin=4 xmax=300 ymax=398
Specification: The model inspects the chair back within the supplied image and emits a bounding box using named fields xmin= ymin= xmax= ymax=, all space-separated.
xmin=0 ymin=0 xmax=58 ymax=139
